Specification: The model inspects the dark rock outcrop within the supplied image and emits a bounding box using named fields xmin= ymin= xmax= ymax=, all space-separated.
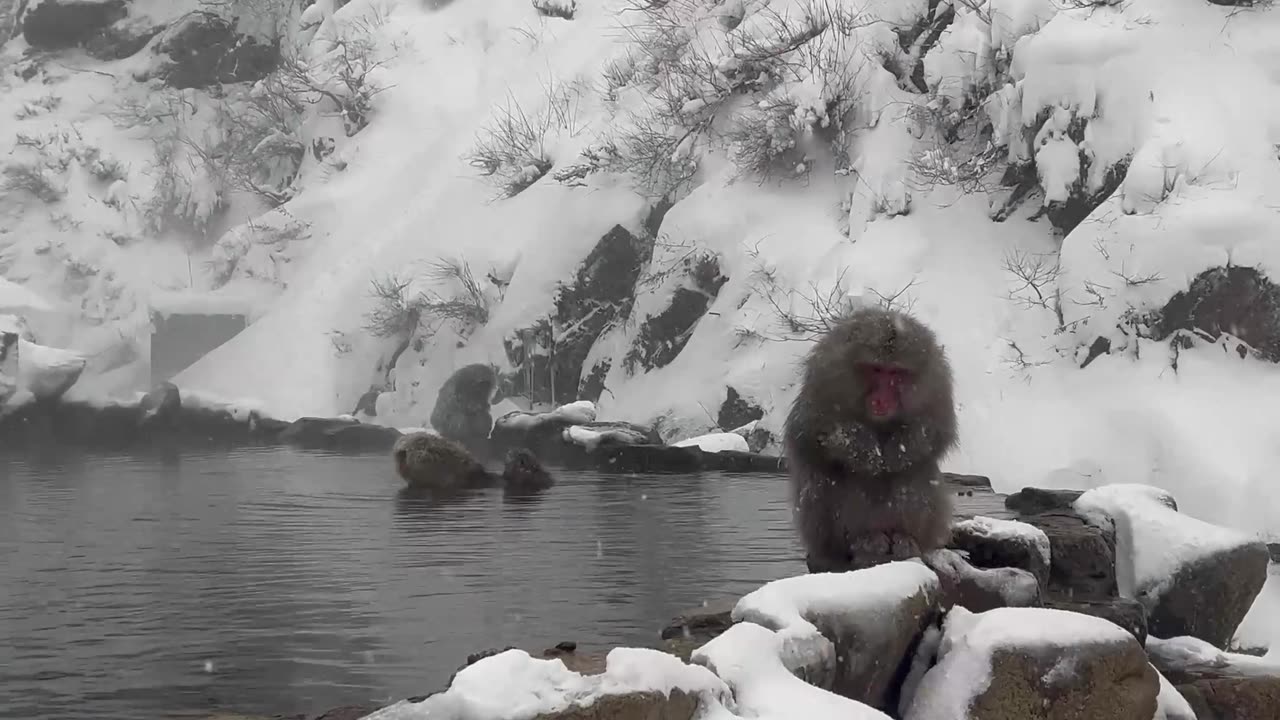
xmin=622 ymin=251 xmax=728 ymax=374
xmin=1153 ymin=265 xmax=1280 ymax=363
xmin=1004 ymin=486 xmax=1084 ymax=515
xmin=1018 ymin=509 xmax=1118 ymax=598
xmin=84 ymin=16 xmax=161 ymax=59
xmin=22 ymin=0 xmax=127 ymax=49
xmin=716 ymin=386 xmax=763 ymax=430
xmin=150 ymin=11 xmax=279 ymax=89
xmin=504 ymin=223 xmax=654 ymax=405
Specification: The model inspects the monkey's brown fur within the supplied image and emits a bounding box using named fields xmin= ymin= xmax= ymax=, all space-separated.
xmin=501 ymin=448 xmax=554 ymax=494
xmin=393 ymin=431 xmax=490 ymax=492
xmin=784 ymin=305 xmax=958 ymax=573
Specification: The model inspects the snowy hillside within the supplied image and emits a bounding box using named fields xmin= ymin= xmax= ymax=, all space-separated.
xmin=3 ymin=1 xmax=1279 ymax=538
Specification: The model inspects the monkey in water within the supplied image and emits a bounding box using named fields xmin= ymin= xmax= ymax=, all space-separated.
xmin=784 ymin=305 xmax=958 ymax=573
xmin=393 ymin=431 xmax=492 ymax=493
xmin=501 ymin=447 xmax=554 ymax=496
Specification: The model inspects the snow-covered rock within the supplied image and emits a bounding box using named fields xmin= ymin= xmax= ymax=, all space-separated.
xmin=13 ymin=338 xmax=86 ymax=402
xmin=672 ymin=432 xmax=749 ymax=453
xmin=362 ymin=646 xmax=732 ymax=720
xmin=1076 ymin=484 xmax=1270 ymax=648
xmin=948 ymin=515 xmax=1052 ymax=590
xmin=1147 ymin=635 xmax=1280 ymax=720
xmin=903 ymin=606 xmax=1160 ymax=720
xmin=925 ymin=548 xmax=1041 ymax=614
xmin=730 ymin=561 xmax=942 ymax=712
xmin=694 ymin=622 xmax=893 ymax=720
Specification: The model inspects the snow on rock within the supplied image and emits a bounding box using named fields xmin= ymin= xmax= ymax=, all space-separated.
xmin=1154 ymin=669 xmax=1196 ymax=720
xmin=15 ymin=338 xmax=87 ymax=401
xmin=562 ymin=423 xmax=652 ymax=451
xmin=1147 ymin=635 xmax=1280 ymax=720
xmin=361 ymin=646 xmax=731 ymax=720
xmin=693 ymin=622 xmax=893 ymax=720
xmin=903 ymin=606 xmax=1159 ymax=720
xmin=493 ymin=400 xmax=598 ymax=431
xmin=948 ymin=515 xmax=1052 ymax=589
xmin=731 ymin=562 xmax=942 ymax=710
xmin=672 ymin=432 xmax=749 ymax=454
xmin=1075 ymin=483 xmax=1271 ymax=648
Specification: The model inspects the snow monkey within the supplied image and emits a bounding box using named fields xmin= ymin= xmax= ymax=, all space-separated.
xmin=784 ymin=305 xmax=958 ymax=573
xmin=393 ymin=431 xmax=491 ymax=493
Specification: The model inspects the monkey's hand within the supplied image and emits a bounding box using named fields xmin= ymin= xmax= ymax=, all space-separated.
xmin=820 ymin=424 xmax=889 ymax=475
xmin=879 ymin=423 xmax=937 ymax=474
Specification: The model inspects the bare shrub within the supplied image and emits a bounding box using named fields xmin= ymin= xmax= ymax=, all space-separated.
xmin=468 ymin=80 xmax=584 ymax=198
xmin=364 ymin=273 xmax=428 ymax=339
xmin=2 ymin=162 xmax=65 ymax=203
xmin=275 ymin=30 xmax=391 ymax=137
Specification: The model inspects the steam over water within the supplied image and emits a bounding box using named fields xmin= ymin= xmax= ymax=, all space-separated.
xmin=0 ymin=447 xmax=803 ymax=720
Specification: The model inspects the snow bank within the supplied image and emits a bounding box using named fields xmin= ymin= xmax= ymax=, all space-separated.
xmin=361 ymin=646 xmax=731 ymax=720
xmin=672 ymin=432 xmax=749 ymax=453
xmin=0 ymin=278 xmax=53 ymax=312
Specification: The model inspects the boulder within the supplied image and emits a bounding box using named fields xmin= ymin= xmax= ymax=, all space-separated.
xmin=700 ymin=449 xmax=786 ymax=473
xmin=150 ymin=11 xmax=279 ymax=89
xmin=1076 ymin=484 xmax=1270 ymax=648
xmin=22 ymin=0 xmax=127 ymax=49
xmin=1044 ymin=596 xmax=1149 ymax=645
xmin=1147 ymin=635 xmax=1280 ymax=720
xmin=280 ymin=416 xmax=402 ymax=451
xmin=695 ymin=621 xmax=894 ymax=719
xmin=730 ymin=561 xmax=942 ymax=712
xmin=903 ymin=606 xmax=1160 ymax=720
xmin=1005 ymin=487 xmax=1085 ymax=515
xmin=366 ymin=647 xmax=729 ymax=720
xmin=925 ymin=549 xmax=1042 ymax=613
xmin=948 ymin=515 xmax=1052 ymax=590
xmin=1015 ymin=509 xmax=1118 ymax=598
xmin=428 ymin=363 xmax=497 ymax=453
xmin=662 ymin=599 xmax=737 ymax=643
xmin=138 ymin=381 xmax=182 ymax=425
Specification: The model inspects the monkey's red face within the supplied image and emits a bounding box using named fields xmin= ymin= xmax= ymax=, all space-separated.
xmin=861 ymin=363 xmax=910 ymax=420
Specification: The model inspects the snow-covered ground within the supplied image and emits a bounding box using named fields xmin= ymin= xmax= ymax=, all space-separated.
xmin=2 ymin=0 xmax=1279 ymax=642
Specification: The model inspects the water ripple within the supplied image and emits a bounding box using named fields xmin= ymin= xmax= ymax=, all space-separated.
xmin=0 ymin=446 xmax=803 ymax=720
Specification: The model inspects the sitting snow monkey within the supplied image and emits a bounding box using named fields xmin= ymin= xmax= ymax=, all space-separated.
xmin=392 ymin=431 xmax=491 ymax=492
xmin=784 ymin=305 xmax=959 ymax=573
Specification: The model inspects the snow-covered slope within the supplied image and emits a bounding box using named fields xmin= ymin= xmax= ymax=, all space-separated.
xmin=2 ymin=1 xmax=1278 ymax=541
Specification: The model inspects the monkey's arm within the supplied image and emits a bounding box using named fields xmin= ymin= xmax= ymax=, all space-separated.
xmin=878 ymin=421 xmax=948 ymax=474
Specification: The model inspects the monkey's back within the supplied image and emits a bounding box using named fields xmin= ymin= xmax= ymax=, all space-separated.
xmin=393 ymin=432 xmax=488 ymax=490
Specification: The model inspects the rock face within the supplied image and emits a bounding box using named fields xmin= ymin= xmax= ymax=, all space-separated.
xmin=428 ymin=363 xmax=497 ymax=453
xmin=504 ymin=223 xmax=655 ymax=405
xmin=1152 ymin=265 xmax=1280 ymax=363
xmin=622 ymin=251 xmax=728 ymax=374
xmin=150 ymin=11 xmax=279 ymax=89
xmin=1076 ymin=485 xmax=1270 ymax=648
xmin=731 ymin=562 xmax=942 ymax=712
xmin=904 ymin=606 xmax=1160 ymax=720
xmin=22 ymin=0 xmax=127 ymax=49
